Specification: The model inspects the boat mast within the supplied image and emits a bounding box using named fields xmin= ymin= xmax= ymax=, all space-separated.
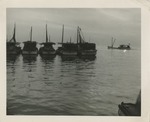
xmin=78 ymin=27 xmax=82 ymax=44
xmin=70 ymin=37 xmax=71 ymax=43
xmin=111 ymin=37 xmax=113 ymax=47
xmin=112 ymin=38 xmax=116 ymax=47
xmin=49 ymin=34 xmax=50 ymax=42
xmin=10 ymin=23 xmax=16 ymax=43
xmin=13 ymin=23 xmax=16 ymax=43
xmin=30 ymin=26 xmax=32 ymax=41
xmin=77 ymin=26 xmax=79 ymax=44
xmin=61 ymin=24 xmax=64 ymax=44
xmin=46 ymin=24 xmax=48 ymax=43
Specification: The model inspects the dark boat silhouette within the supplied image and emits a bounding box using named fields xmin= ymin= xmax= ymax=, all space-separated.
xmin=56 ymin=25 xmax=78 ymax=56
xmin=39 ymin=24 xmax=56 ymax=55
xmin=7 ymin=24 xmax=21 ymax=55
xmin=22 ymin=26 xmax=38 ymax=55
xmin=77 ymin=27 xmax=97 ymax=56
xmin=118 ymin=91 xmax=141 ymax=116
xmin=108 ymin=37 xmax=131 ymax=50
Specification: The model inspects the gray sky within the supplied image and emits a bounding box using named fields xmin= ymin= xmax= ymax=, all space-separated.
xmin=7 ymin=8 xmax=141 ymax=48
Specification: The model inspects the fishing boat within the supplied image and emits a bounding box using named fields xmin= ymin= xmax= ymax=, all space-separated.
xmin=108 ymin=38 xmax=131 ymax=50
xmin=118 ymin=91 xmax=141 ymax=116
xmin=22 ymin=27 xmax=38 ymax=55
xmin=56 ymin=25 xmax=78 ymax=56
xmin=7 ymin=24 xmax=21 ymax=55
xmin=39 ymin=24 xmax=56 ymax=55
xmin=77 ymin=27 xmax=97 ymax=56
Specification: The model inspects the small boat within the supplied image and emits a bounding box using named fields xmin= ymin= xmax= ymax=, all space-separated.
xmin=108 ymin=37 xmax=131 ymax=50
xmin=118 ymin=91 xmax=141 ymax=116
xmin=22 ymin=27 xmax=38 ymax=55
xmin=77 ymin=27 xmax=97 ymax=56
xmin=7 ymin=24 xmax=21 ymax=55
xmin=56 ymin=25 xmax=78 ymax=56
xmin=39 ymin=24 xmax=56 ymax=55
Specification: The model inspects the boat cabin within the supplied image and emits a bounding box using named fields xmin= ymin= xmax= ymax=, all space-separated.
xmin=79 ymin=43 xmax=96 ymax=50
xmin=62 ymin=43 xmax=78 ymax=51
xmin=23 ymin=41 xmax=37 ymax=51
xmin=118 ymin=44 xmax=131 ymax=50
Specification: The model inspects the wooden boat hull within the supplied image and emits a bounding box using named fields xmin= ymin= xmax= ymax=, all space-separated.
xmin=117 ymin=47 xmax=131 ymax=50
xmin=107 ymin=46 xmax=118 ymax=49
xmin=7 ymin=51 xmax=20 ymax=55
xmin=7 ymin=46 xmax=21 ymax=55
xmin=108 ymin=46 xmax=131 ymax=50
xmin=61 ymin=51 xmax=78 ymax=56
xmin=39 ymin=51 xmax=56 ymax=55
xmin=22 ymin=50 xmax=38 ymax=55
xmin=79 ymin=50 xmax=97 ymax=56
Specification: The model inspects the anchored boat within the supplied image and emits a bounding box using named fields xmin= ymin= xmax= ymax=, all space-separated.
xmin=7 ymin=24 xmax=21 ymax=55
xmin=77 ymin=27 xmax=97 ymax=56
xmin=108 ymin=37 xmax=131 ymax=50
xmin=39 ymin=24 xmax=56 ymax=55
xmin=56 ymin=25 xmax=78 ymax=56
xmin=22 ymin=27 xmax=38 ymax=55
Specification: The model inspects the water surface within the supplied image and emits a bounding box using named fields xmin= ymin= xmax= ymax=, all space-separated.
xmin=7 ymin=47 xmax=141 ymax=115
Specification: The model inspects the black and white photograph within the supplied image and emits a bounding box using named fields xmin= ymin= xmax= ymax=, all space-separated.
xmin=6 ymin=8 xmax=141 ymax=116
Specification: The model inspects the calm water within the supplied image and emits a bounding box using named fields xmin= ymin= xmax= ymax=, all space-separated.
xmin=7 ymin=47 xmax=141 ymax=115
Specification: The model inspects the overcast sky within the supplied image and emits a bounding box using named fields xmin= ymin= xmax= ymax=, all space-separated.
xmin=7 ymin=8 xmax=141 ymax=48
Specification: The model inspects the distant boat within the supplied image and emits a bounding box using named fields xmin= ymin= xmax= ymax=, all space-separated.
xmin=108 ymin=37 xmax=131 ymax=50
xmin=56 ymin=25 xmax=78 ymax=56
xmin=39 ymin=24 xmax=56 ymax=55
xmin=22 ymin=26 xmax=38 ymax=55
xmin=7 ymin=24 xmax=21 ymax=55
xmin=77 ymin=27 xmax=97 ymax=56
xmin=118 ymin=91 xmax=141 ymax=116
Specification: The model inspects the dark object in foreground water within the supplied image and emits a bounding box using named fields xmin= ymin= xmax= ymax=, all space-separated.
xmin=118 ymin=91 xmax=141 ymax=116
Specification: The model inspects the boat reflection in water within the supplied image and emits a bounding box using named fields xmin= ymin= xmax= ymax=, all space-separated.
xmin=22 ymin=55 xmax=37 ymax=63
xmin=40 ymin=55 xmax=56 ymax=62
xmin=61 ymin=55 xmax=78 ymax=62
xmin=7 ymin=55 xmax=20 ymax=64
xmin=79 ymin=56 xmax=96 ymax=61
xmin=61 ymin=55 xmax=96 ymax=62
